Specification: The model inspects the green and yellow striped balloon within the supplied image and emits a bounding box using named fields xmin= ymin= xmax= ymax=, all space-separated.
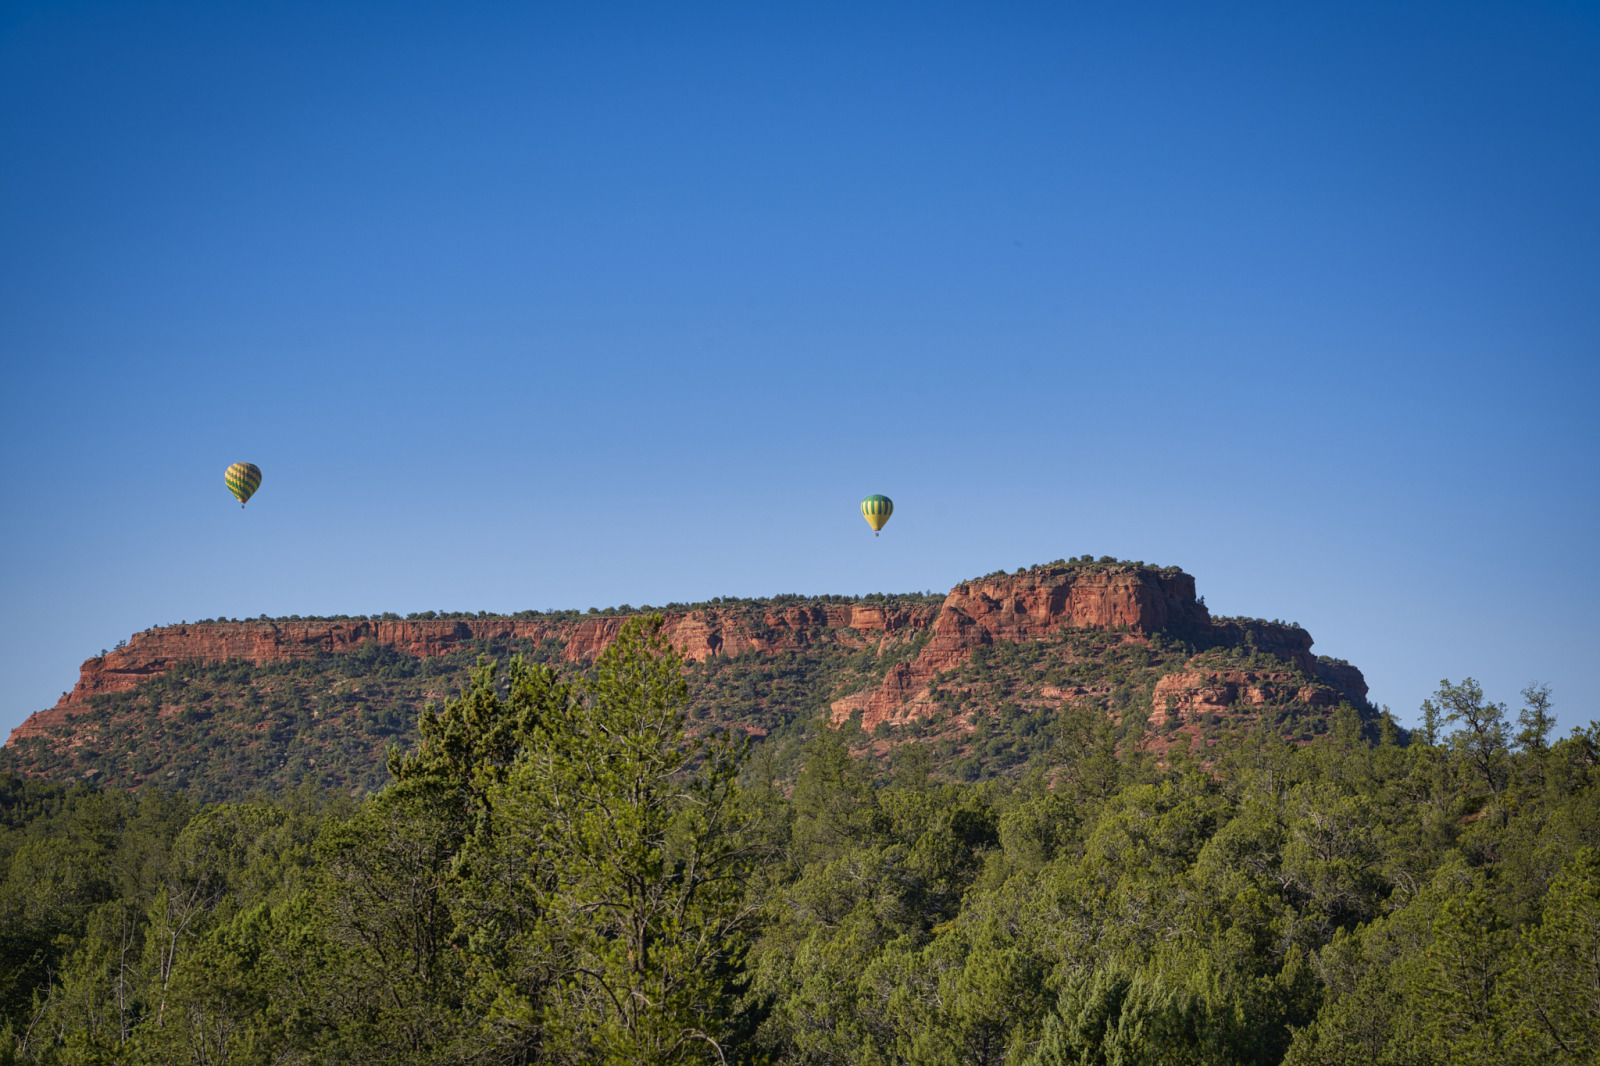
xmin=860 ymin=494 xmax=893 ymax=535
xmin=225 ymin=462 xmax=262 ymax=508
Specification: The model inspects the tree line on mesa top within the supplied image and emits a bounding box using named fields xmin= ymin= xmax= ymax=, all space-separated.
xmin=1 ymin=614 xmax=1596 ymax=1065
xmin=130 ymin=558 xmax=1192 ymax=633
xmin=137 ymin=591 xmax=947 ymax=631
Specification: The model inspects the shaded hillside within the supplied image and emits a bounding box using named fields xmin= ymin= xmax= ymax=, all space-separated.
xmin=0 ymin=558 xmax=1373 ymax=799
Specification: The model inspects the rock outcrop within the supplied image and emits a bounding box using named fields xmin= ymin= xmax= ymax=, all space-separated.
xmin=8 ymin=604 xmax=938 ymax=745
xmin=1148 ymin=670 xmax=1340 ymax=728
xmin=830 ymin=565 xmax=1220 ymax=730
xmin=8 ymin=562 xmax=1367 ymax=752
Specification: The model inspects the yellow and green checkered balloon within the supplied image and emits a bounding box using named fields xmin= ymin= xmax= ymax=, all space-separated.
xmin=225 ymin=463 xmax=262 ymax=508
xmin=860 ymin=494 xmax=893 ymax=534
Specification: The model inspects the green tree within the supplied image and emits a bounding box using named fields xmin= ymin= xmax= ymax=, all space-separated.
xmin=468 ymin=616 xmax=758 ymax=1064
xmin=1021 ymin=967 xmax=1238 ymax=1066
xmin=1516 ymin=683 xmax=1556 ymax=757
xmin=1504 ymin=847 xmax=1600 ymax=1062
xmin=787 ymin=728 xmax=885 ymax=867
xmin=1425 ymin=678 xmax=1510 ymax=800
xmin=303 ymin=782 xmax=477 ymax=1064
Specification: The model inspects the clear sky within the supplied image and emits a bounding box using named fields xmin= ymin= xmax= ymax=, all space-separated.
xmin=2 ymin=1 xmax=1596 ymax=739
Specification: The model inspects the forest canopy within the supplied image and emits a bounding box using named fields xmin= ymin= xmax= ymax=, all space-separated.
xmin=0 ymin=620 xmax=1596 ymax=1065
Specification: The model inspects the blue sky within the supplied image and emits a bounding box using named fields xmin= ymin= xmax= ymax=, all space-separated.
xmin=2 ymin=0 xmax=1596 ymax=738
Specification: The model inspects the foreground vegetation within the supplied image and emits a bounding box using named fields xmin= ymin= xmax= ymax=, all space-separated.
xmin=0 ymin=618 xmax=1594 ymax=1064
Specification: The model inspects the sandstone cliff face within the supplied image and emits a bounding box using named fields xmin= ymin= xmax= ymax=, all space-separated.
xmin=8 ymin=604 xmax=939 ymax=745
xmin=829 ymin=566 xmax=1214 ymax=730
xmin=560 ymin=604 xmax=931 ymax=663
xmin=1313 ymin=659 xmax=1369 ymax=706
xmin=940 ymin=567 xmax=1210 ymax=640
xmin=1148 ymin=670 xmax=1340 ymax=727
xmin=1205 ymin=619 xmax=1318 ymax=674
xmin=9 ymin=563 xmax=1366 ymax=754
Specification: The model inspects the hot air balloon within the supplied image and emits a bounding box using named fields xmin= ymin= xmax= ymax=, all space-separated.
xmin=860 ymin=494 xmax=893 ymax=536
xmin=225 ymin=463 xmax=262 ymax=508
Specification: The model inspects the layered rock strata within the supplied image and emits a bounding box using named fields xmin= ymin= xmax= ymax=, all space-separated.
xmin=8 ymin=604 xmax=935 ymax=744
xmin=8 ymin=563 xmax=1366 ymax=749
xmin=830 ymin=566 xmax=1222 ymax=730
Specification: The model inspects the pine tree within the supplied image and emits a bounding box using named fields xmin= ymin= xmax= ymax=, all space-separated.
xmin=467 ymin=616 xmax=759 ymax=1064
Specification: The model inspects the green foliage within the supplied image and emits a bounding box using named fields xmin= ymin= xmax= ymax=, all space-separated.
xmin=146 ymin=589 xmax=948 ymax=629
xmin=2 ymin=657 xmax=1595 ymax=1065
xmin=464 ymin=618 xmax=758 ymax=1063
xmin=1424 ymin=677 xmax=1511 ymax=798
xmin=1022 ymin=967 xmax=1241 ymax=1066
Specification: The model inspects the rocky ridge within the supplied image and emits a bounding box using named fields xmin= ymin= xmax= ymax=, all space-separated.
xmin=11 ymin=604 xmax=933 ymax=745
xmin=3 ymin=561 xmax=1372 ymax=794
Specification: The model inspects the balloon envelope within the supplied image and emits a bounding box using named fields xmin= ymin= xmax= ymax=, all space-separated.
xmin=225 ymin=462 xmax=262 ymax=506
xmin=860 ymin=494 xmax=893 ymax=532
